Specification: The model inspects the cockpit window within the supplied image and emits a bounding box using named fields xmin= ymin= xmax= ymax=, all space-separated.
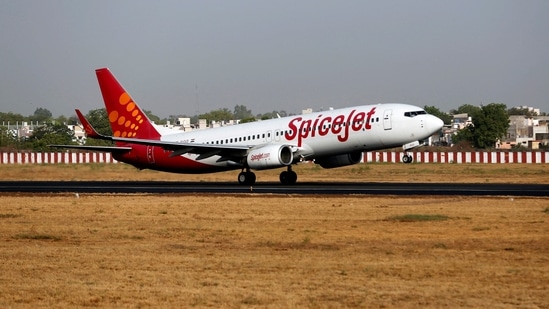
xmin=404 ymin=110 xmax=427 ymax=117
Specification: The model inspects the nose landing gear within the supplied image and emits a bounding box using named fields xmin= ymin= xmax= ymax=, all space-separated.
xmin=402 ymin=140 xmax=423 ymax=164
xmin=402 ymin=154 xmax=413 ymax=164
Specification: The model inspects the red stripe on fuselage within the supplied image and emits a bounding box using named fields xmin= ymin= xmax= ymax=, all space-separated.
xmin=113 ymin=144 xmax=231 ymax=174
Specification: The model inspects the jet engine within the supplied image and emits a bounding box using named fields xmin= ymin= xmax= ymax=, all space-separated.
xmin=315 ymin=152 xmax=363 ymax=169
xmin=246 ymin=145 xmax=293 ymax=170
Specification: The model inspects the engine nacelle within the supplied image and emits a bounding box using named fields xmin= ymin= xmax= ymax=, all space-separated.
xmin=246 ymin=145 xmax=293 ymax=170
xmin=315 ymin=152 xmax=363 ymax=169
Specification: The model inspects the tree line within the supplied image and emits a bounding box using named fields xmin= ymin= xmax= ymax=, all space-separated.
xmin=0 ymin=103 xmax=544 ymax=152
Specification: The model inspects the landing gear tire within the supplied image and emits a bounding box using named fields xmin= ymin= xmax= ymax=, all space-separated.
xmin=279 ymin=170 xmax=297 ymax=185
xmin=402 ymin=154 xmax=413 ymax=164
xmin=238 ymin=171 xmax=256 ymax=185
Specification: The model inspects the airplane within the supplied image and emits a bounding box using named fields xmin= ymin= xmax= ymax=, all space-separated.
xmin=51 ymin=68 xmax=444 ymax=185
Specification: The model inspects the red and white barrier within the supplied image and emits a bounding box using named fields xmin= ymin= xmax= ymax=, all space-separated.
xmin=1 ymin=151 xmax=547 ymax=164
xmin=364 ymin=151 xmax=549 ymax=164
xmin=1 ymin=152 xmax=118 ymax=164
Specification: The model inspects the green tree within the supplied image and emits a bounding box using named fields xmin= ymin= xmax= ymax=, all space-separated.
xmin=199 ymin=108 xmax=234 ymax=123
xmin=29 ymin=107 xmax=53 ymax=124
xmin=84 ymin=108 xmax=113 ymax=146
xmin=55 ymin=115 xmax=68 ymax=125
xmin=454 ymin=103 xmax=509 ymax=149
xmin=424 ymin=105 xmax=452 ymax=125
xmin=257 ymin=110 xmax=288 ymax=120
xmin=0 ymin=126 xmax=18 ymax=149
xmin=0 ymin=112 xmax=26 ymax=124
xmin=239 ymin=117 xmax=257 ymax=124
xmin=451 ymin=125 xmax=474 ymax=147
xmin=143 ymin=109 xmax=165 ymax=125
xmin=507 ymin=107 xmax=536 ymax=117
xmin=472 ymin=103 xmax=509 ymax=148
xmin=233 ymin=105 xmax=253 ymax=119
xmin=85 ymin=108 xmax=111 ymax=135
xmin=67 ymin=115 xmax=79 ymax=125
xmin=28 ymin=123 xmax=75 ymax=151
xmin=451 ymin=104 xmax=481 ymax=116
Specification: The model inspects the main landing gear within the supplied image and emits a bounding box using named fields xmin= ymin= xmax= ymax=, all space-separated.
xmin=237 ymin=166 xmax=298 ymax=185
xmin=238 ymin=169 xmax=256 ymax=185
xmin=279 ymin=166 xmax=297 ymax=185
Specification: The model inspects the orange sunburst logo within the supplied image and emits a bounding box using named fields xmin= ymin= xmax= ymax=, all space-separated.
xmin=109 ymin=92 xmax=142 ymax=137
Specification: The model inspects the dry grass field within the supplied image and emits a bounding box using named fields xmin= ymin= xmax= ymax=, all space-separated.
xmin=1 ymin=163 xmax=548 ymax=308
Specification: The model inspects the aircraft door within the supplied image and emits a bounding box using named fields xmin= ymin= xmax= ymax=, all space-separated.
xmin=147 ymin=146 xmax=155 ymax=163
xmin=383 ymin=110 xmax=392 ymax=130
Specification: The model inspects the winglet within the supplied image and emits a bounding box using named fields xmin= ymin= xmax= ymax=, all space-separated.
xmin=76 ymin=109 xmax=111 ymax=140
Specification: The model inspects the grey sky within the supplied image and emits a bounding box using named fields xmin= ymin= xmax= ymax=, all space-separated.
xmin=1 ymin=0 xmax=548 ymax=118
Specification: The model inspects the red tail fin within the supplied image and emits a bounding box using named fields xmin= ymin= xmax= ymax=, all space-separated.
xmin=95 ymin=68 xmax=161 ymax=140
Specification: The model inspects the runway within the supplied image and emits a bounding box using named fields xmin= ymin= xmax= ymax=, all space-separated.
xmin=0 ymin=181 xmax=547 ymax=196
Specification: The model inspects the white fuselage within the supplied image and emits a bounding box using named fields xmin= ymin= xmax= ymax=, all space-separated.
xmin=155 ymin=103 xmax=443 ymax=169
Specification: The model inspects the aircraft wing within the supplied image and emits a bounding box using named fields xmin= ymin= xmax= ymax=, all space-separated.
xmin=110 ymin=136 xmax=251 ymax=160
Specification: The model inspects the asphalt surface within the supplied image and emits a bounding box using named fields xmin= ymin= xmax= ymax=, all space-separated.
xmin=0 ymin=181 xmax=547 ymax=196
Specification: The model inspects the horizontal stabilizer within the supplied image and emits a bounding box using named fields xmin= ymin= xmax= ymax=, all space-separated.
xmin=112 ymin=136 xmax=250 ymax=157
xmin=48 ymin=145 xmax=132 ymax=153
xmin=75 ymin=109 xmax=111 ymax=141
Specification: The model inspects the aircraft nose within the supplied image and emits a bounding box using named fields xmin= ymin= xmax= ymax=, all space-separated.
xmin=426 ymin=115 xmax=444 ymax=134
